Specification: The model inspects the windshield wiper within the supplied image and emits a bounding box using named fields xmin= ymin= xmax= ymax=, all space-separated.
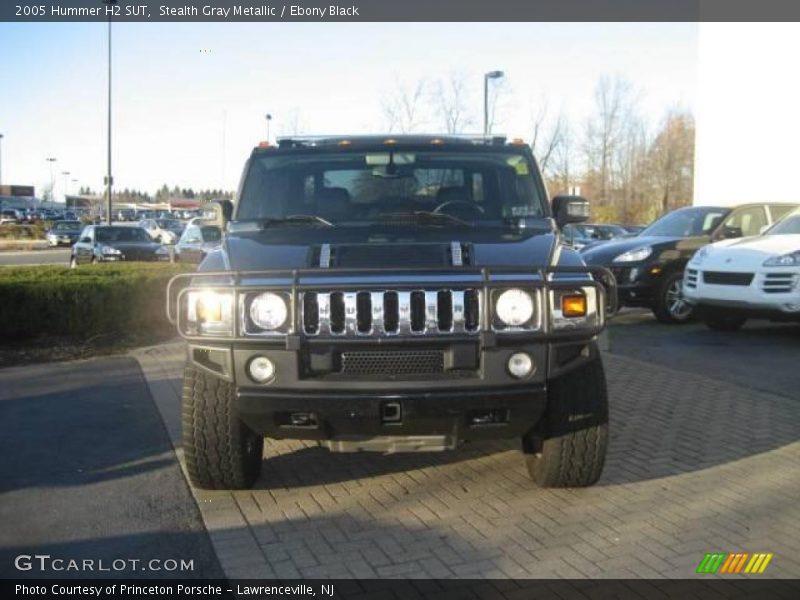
xmin=374 ymin=211 xmax=471 ymax=227
xmin=259 ymin=214 xmax=335 ymax=228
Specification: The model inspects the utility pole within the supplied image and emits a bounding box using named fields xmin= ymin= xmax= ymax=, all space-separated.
xmin=104 ymin=0 xmax=117 ymax=224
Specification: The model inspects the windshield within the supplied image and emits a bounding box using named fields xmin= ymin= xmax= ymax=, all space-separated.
xmin=641 ymin=207 xmax=729 ymax=238
xmin=200 ymin=226 xmax=222 ymax=242
xmin=96 ymin=227 xmax=152 ymax=243
xmin=53 ymin=221 xmax=81 ymax=231
xmin=237 ymin=149 xmax=547 ymax=226
xmin=767 ymin=209 xmax=800 ymax=234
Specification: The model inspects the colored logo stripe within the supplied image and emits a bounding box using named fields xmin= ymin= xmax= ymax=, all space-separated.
xmin=697 ymin=552 xmax=773 ymax=574
xmin=744 ymin=553 xmax=774 ymax=574
xmin=697 ymin=553 xmax=726 ymax=573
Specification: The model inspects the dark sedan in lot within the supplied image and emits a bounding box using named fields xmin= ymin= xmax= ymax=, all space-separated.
xmin=45 ymin=220 xmax=83 ymax=247
xmin=69 ymin=225 xmax=171 ymax=267
xmin=580 ymin=203 xmax=798 ymax=323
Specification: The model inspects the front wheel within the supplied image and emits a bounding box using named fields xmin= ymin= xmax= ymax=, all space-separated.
xmin=523 ymin=355 xmax=609 ymax=487
xmin=653 ymin=271 xmax=694 ymax=324
xmin=181 ymin=366 xmax=263 ymax=490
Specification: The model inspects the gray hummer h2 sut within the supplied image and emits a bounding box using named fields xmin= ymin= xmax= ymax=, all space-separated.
xmin=167 ymin=135 xmax=616 ymax=490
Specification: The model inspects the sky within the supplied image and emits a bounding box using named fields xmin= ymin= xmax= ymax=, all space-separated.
xmin=0 ymin=22 xmax=697 ymax=198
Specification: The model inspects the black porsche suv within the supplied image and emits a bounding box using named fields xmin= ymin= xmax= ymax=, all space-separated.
xmin=580 ymin=203 xmax=798 ymax=323
xmin=167 ymin=135 xmax=615 ymax=490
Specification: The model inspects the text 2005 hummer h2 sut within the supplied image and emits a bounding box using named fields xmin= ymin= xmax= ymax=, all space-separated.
xmin=167 ymin=135 xmax=615 ymax=490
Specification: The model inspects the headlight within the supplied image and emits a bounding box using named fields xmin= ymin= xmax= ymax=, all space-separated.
xmin=763 ymin=251 xmax=800 ymax=267
xmin=690 ymin=246 xmax=710 ymax=265
xmin=613 ymin=246 xmax=652 ymax=263
xmin=249 ymin=292 xmax=288 ymax=331
xmin=186 ymin=290 xmax=234 ymax=336
xmin=495 ymin=288 xmax=535 ymax=327
xmin=100 ymin=245 xmax=121 ymax=255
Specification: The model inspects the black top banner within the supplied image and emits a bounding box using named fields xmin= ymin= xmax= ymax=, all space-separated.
xmin=4 ymin=0 xmax=800 ymax=22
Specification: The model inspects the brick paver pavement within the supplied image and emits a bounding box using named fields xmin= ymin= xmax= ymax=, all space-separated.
xmin=135 ymin=344 xmax=800 ymax=580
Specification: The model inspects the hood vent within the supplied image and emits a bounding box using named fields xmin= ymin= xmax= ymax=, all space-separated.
xmin=312 ymin=243 xmax=471 ymax=269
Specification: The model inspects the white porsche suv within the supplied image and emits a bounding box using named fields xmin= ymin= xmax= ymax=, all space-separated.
xmin=683 ymin=207 xmax=800 ymax=330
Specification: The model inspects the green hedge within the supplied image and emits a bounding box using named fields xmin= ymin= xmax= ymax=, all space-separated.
xmin=0 ymin=263 xmax=194 ymax=340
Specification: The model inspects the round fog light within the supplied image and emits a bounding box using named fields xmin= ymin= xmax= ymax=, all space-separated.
xmin=508 ymin=352 xmax=534 ymax=379
xmin=248 ymin=356 xmax=275 ymax=383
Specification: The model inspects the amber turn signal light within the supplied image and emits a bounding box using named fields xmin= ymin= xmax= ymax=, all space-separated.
xmin=561 ymin=295 xmax=587 ymax=317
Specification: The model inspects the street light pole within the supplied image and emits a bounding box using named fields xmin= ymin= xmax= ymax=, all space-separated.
xmin=104 ymin=0 xmax=117 ymax=225
xmin=0 ymin=133 xmax=4 ymax=187
xmin=483 ymin=70 xmax=504 ymax=136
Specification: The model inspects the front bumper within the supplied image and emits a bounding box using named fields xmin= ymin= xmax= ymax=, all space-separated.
xmin=684 ymin=267 xmax=800 ymax=315
xmin=237 ymin=385 xmax=547 ymax=443
xmin=607 ymin=263 xmax=664 ymax=307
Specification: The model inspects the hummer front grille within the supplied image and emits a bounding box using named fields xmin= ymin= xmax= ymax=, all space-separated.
xmin=301 ymin=290 xmax=481 ymax=337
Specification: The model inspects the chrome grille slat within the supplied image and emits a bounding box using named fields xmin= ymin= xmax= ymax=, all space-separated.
xmin=317 ymin=292 xmax=331 ymax=335
xmin=397 ymin=291 xmax=413 ymax=335
xmin=451 ymin=290 xmax=466 ymax=333
xmin=301 ymin=289 xmax=480 ymax=337
xmin=343 ymin=292 xmax=359 ymax=335
xmin=424 ymin=291 xmax=439 ymax=332
xmin=370 ymin=291 xmax=384 ymax=334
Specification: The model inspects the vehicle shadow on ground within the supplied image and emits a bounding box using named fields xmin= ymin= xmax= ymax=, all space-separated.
xmin=0 ymin=380 xmax=175 ymax=493
xmin=245 ymin=353 xmax=800 ymax=490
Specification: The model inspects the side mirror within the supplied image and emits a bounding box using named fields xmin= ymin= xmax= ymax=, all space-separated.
xmin=203 ymin=200 xmax=233 ymax=228
xmin=552 ymin=195 xmax=590 ymax=228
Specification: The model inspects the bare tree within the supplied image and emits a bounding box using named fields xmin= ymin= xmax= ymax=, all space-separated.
xmin=381 ymin=78 xmax=428 ymax=133
xmin=650 ymin=109 xmax=695 ymax=213
xmin=280 ymin=109 xmax=307 ymax=137
xmin=584 ymin=75 xmax=638 ymax=204
xmin=529 ymin=97 xmax=566 ymax=176
xmin=434 ymin=73 xmax=475 ymax=134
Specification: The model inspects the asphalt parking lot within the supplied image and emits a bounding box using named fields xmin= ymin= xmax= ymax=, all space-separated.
xmin=1 ymin=313 xmax=798 ymax=581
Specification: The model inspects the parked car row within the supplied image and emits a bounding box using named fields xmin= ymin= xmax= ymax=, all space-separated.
xmin=68 ymin=220 xmax=223 ymax=267
xmin=1 ymin=207 xmax=81 ymax=224
xmin=579 ymin=202 xmax=799 ymax=324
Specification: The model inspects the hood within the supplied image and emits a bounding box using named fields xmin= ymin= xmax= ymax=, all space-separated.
xmin=696 ymin=234 xmax=800 ymax=270
xmin=215 ymin=228 xmax=558 ymax=272
xmin=580 ymin=235 xmax=690 ymax=265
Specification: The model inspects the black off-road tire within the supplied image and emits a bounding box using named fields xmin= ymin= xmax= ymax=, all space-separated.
xmin=182 ymin=366 xmax=263 ymax=490
xmin=523 ymin=356 xmax=609 ymax=487
xmin=704 ymin=314 xmax=747 ymax=331
xmin=652 ymin=271 xmax=694 ymax=324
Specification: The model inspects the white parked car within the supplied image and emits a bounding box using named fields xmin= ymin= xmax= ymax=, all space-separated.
xmin=138 ymin=218 xmax=182 ymax=244
xmin=683 ymin=207 xmax=800 ymax=330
